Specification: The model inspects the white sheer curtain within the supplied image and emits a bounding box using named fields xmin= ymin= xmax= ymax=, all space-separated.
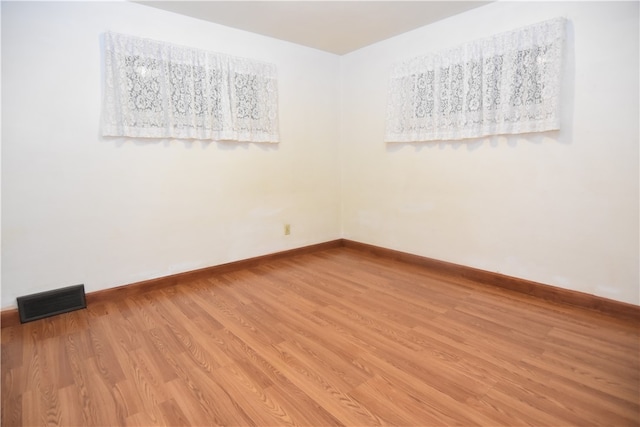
xmin=102 ymin=32 xmax=279 ymax=143
xmin=384 ymin=17 xmax=566 ymax=142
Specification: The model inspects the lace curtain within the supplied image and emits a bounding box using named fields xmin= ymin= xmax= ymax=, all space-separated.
xmin=384 ymin=17 xmax=566 ymax=142
xmin=102 ymin=32 xmax=279 ymax=142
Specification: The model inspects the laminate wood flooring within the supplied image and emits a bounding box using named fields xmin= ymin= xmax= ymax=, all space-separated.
xmin=2 ymin=247 xmax=639 ymax=426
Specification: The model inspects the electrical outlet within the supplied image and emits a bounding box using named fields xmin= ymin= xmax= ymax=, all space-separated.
xmin=284 ymin=224 xmax=291 ymax=235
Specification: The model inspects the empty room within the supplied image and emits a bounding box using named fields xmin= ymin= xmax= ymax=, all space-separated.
xmin=1 ymin=0 xmax=638 ymax=426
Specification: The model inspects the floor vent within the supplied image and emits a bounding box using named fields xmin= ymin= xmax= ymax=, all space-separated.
xmin=17 ymin=284 xmax=86 ymax=323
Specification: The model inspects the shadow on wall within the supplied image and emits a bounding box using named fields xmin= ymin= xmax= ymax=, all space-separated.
xmin=386 ymin=130 xmax=563 ymax=153
xmin=100 ymin=136 xmax=280 ymax=152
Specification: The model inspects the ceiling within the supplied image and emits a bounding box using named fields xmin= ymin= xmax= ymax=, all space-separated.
xmin=134 ymin=1 xmax=491 ymax=55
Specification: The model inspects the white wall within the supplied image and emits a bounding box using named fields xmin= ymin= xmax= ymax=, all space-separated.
xmin=1 ymin=1 xmax=341 ymax=308
xmin=3 ymin=1 xmax=638 ymax=310
xmin=341 ymin=1 xmax=639 ymax=305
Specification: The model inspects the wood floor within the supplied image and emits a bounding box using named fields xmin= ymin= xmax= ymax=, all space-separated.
xmin=2 ymin=247 xmax=639 ymax=426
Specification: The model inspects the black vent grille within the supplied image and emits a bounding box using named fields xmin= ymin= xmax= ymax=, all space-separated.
xmin=17 ymin=284 xmax=86 ymax=323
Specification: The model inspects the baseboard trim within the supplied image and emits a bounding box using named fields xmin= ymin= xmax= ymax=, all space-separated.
xmin=342 ymin=239 xmax=640 ymax=322
xmin=3 ymin=238 xmax=637 ymax=327
xmin=1 ymin=240 xmax=342 ymax=328
xmin=0 ymin=309 xmax=19 ymax=329
xmin=85 ymin=239 xmax=343 ymax=306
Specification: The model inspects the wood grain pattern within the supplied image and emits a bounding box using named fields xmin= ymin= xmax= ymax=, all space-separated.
xmin=2 ymin=246 xmax=639 ymax=426
xmin=342 ymin=239 xmax=640 ymax=322
xmin=4 ymin=239 xmax=638 ymax=328
xmin=0 ymin=241 xmax=343 ymax=329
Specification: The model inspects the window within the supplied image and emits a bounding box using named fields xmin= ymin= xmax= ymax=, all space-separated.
xmin=385 ymin=17 xmax=566 ymax=142
xmin=102 ymin=32 xmax=279 ymax=143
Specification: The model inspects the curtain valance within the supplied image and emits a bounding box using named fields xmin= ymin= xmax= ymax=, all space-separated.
xmin=102 ymin=32 xmax=279 ymax=142
xmin=384 ymin=17 xmax=566 ymax=142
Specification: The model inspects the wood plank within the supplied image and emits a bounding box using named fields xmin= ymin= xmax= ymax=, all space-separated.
xmin=342 ymin=239 xmax=640 ymax=321
xmin=2 ymin=246 xmax=638 ymax=426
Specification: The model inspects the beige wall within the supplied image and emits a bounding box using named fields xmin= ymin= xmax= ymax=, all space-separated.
xmin=3 ymin=1 xmax=638 ymax=309
xmin=340 ymin=1 xmax=639 ymax=305
xmin=1 ymin=1 xmax=342 ymax=308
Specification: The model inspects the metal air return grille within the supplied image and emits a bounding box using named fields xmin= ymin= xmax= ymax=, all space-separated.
xmin=17 ymin=284 xmax=86 ymax=323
